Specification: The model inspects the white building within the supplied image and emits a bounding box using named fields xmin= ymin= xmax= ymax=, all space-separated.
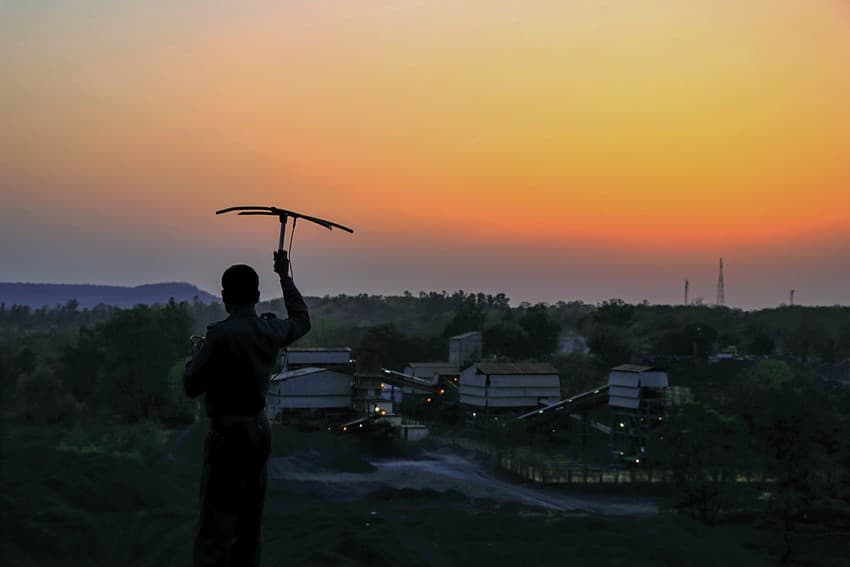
xmin=607 ymin=364 xmax=669 ymax=461
xmin=266 ymin=367 xmax=353 ymax=419
xmin=448 ymin=332 xmax=482 ymax=368
xmin=459 ymin=362 xmax=561 ymax=409
xmin=608 ymin=364 xmax=669 ymax=410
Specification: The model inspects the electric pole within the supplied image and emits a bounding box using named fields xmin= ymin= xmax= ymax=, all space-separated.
xmin=716 ymin=258 xmax=725 ymax=306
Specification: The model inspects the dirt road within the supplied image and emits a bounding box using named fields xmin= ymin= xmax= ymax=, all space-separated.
xmin=269 ymin=447 xmax=657 ymax=516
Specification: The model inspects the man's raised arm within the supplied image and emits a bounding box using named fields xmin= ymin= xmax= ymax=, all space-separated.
xmin=271 ymin=250 xmax=311 ymax=345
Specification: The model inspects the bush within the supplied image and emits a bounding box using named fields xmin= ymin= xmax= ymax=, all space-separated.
xmin=18 ymin=367 xmax=80 ymax=424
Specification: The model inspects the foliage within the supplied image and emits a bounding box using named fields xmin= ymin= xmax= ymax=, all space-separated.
xmin=660 ymin=402 xmax=749 ymax=524
xmin=87 ymin=301 xmax=193 ymax=421
xmin=5 ymin=422 xmax=847 ymax=566
xmin=744 ymin=379 xmax=846 ymax=562
xmin=356 ymin=324 xmax=444 ymax=372
xmin=517 ymin=304 xmax=561 ymax=357
xmin=483 ymin=304 xmax=561 ymax=360
xmin=16 ymin=366 xmax=81 ymax=424
xmin=551 ymin=353 xmax=607 ymax=396
xmin=4 ymin=300 xmax=197 ymax=424
xmin=593 ymin=298 xmax=635 ymax=328
xmin=442 ymin=298 xmax=486 ymax=337
xmin=667 ymin=324 xmax=719 ymax=357
xmin=587 ymin=324 xmax=633 ymax=366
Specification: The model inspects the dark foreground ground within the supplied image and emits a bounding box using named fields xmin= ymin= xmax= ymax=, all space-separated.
xmin=2 ymin=422 xmax=847 ymax=566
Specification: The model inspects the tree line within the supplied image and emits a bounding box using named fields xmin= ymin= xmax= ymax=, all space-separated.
xmin=2 ymin=293 xmax=849 ymax=427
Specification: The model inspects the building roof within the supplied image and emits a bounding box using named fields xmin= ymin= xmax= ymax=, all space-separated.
xmin=271 ymin=367 xmax=326 ymax=382
xmin=286 ymin=347 xmax=352 ymax=353
xmin=474 ymin=362 xmax=559 ymax=375
xmin=406 ymin=361 xmax=457 ymax=369
xmin=405 ymin=362 xmax=459 ymax=375
xmin=381 ymin=369 xmax=437 ymax=392
xmin=450 ymin=331 xmax=481 ymax=340
xmin=610 ymin=364 xmax=657 ymax=373
xmin=609 ymin=369 xmax=668 ymax=388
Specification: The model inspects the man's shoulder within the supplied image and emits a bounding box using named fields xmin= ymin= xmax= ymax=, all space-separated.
xmin=210 ymin=314 xmax=283 ymax=336
xmin=204 ymin=318 xmax=230 ymax=336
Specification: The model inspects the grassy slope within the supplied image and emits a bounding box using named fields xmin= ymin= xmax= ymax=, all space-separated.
xmin=1 ymin=422 xmax=844 ymax=567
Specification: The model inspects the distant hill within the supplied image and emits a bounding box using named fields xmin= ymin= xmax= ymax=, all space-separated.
xmin=0 ymin=282 xmax=219 ymax=309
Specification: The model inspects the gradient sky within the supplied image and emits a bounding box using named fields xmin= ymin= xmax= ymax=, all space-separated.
xmin=2 ymin=0 xmax=849 ymax=308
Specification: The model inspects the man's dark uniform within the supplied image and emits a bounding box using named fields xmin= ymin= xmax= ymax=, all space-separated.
xmin=184 ymin=260 xmax=310 ymax=567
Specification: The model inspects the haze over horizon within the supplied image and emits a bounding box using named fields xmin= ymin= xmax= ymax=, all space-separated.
xmin=2 ymin=1 xmax=849 ymax=309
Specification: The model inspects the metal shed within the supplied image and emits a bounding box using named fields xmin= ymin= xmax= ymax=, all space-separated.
xmin=448 ymin=332 xmax=482 ymax=368
xmin=607 ymin=364 xmax=669 ymax=461
xmin=267 ymin=367 xmax=353 ymax=415
xmin=608 ymin=364 xmax=669 ymax=409
xmin=459 ymin=362 xmax=561 ymax=409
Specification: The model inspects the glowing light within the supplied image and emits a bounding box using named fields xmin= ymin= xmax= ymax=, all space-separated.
xmin=619 ymin=422 xmax=625 ymax=428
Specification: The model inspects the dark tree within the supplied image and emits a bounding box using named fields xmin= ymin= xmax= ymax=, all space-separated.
xmin=587 ymin=325 xmax=632 ymax=366
xmin=442 ymin=299 xmax=486 ymax=337
xmin=660 ymin=402 xmax=747 ymax=524
xmin=517 ymin=304 xmax=561 ymax=358
xmin=592 ymin=299 xmax=634 ymax=328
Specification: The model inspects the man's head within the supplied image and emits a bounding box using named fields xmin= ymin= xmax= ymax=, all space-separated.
xmin=221 ymin=264 xmax=260 ymax=307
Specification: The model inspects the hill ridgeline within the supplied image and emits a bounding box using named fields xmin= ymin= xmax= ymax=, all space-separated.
xmin=0 ymin=282 xmax=220 ymax=309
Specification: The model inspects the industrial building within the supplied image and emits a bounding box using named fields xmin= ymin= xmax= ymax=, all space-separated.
xmin=608 ymin=364 xmax=668 ymax=461
xmin=352 ymin=368 xmax=392 ymax=417
xmin=266 ymin=367 xmax=353 ymax=420
xmin=402 ymin=362 xmax=459 ymax=398
xmin=459 ymin=362 xmax=561 ymax=410
xmin=267 ymin=347 xmax=356 ymax=422
xmin=448 ymin=331 xmax=482 ymax=368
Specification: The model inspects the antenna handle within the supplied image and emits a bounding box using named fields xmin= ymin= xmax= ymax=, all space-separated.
xmin=278 ymin=214 xmax=288 ymax=251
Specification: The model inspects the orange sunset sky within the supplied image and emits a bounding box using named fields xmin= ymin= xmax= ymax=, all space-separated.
xmin=1 ymin=0 xmax=849 ymax=308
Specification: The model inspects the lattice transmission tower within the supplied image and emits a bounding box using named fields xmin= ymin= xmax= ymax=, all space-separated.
xmin=716 ymin=257 xmax=725 ymax=306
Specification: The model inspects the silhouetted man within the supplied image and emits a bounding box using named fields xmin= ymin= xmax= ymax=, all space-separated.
xmin=184 ymin=251 xmax=310 ymax=567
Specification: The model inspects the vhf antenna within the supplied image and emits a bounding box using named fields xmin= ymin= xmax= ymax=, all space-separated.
xmin=216 ymin=206 xmax=354 ymax=276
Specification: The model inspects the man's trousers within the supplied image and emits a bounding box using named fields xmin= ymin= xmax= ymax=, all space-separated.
xmin=194 ymin=411 xmax=272 ymax=567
